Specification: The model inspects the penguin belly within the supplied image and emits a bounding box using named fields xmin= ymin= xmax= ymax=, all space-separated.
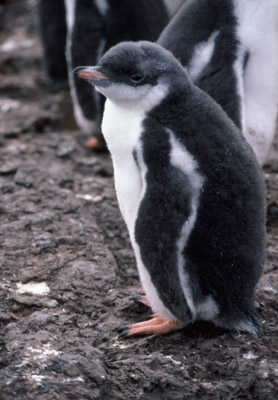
xmin=102 ymin=100 xmax=178 ymax=321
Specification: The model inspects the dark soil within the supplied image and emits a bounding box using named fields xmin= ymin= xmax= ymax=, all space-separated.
xmin=0 ymin=2 xmax=277 ymax=399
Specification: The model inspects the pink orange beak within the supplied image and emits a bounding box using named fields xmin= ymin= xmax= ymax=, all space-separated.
xmin=74 ymin=66 xmax=111 ymax=81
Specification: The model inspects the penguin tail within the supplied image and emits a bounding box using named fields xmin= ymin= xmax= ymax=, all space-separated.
xmin=215 ymin=310 xmax=264 ymax=337
xmin=232 ymin=310 xmax=264 ymax=337
xmin=248 ymin=312 xmax=264 ymax=337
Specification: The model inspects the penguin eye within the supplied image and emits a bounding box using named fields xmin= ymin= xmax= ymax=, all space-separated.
xmin=130 ymin=74 xmax=144 ymax=84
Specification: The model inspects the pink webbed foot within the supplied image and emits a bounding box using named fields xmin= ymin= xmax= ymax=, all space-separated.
xmin=118 ymin=315 xmax=183 ymax=338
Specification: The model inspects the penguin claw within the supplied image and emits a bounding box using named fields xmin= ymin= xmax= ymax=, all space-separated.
xmin=118 ymin=315 xmax=183 ymax=338
xmin=116 ymin=325 xmax=130 ymax=333
xmin=117 ymin=326 xmax=131 ymax=339
xmin=118 ymin=329 xmax=130 ymax=339
xmin=129 ymin=295 xmax=150 ymax=308
xmin=129 ymin=295 xmax=144 ymax=301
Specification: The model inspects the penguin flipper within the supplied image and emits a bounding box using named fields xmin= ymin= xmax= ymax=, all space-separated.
xmin=118 ymin=315 xmax=183 ymax=338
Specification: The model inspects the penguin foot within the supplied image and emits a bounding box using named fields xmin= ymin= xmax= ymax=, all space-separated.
xmin=84 ymin=136 xmax=107 ymax=152
xmin=118 ymin=315 xmax=182 ymax=338
xmin=129 ymin=295 xmax=150 ymax=308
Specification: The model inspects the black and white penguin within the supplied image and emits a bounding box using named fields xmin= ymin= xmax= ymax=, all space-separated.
xmin=75 ymin=41 xmax=266 ymax=337
xmin=64 ymin=0 xmax=169 ymax=148
xmin=38 ymin=0 xmax=68 ymax=90
xmin=158 ymin=0 xmax=278 ymax=165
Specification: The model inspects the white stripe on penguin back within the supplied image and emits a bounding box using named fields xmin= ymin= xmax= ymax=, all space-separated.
xmin=64 ymin=0 xmax=76 ymax=31
xmin=168 ymin=129 xmax=203 ymax=318
xmin=163 ymin=0 xmax=185 ymax=17
xmin=168 ymin=130 xmax=219 ymax=320
xmin=187 ymin=31 xmax=219 ymax=82
xmin=95 ymin=0 xmax=109 ymax=17
xmin=233 ymin=47 xmax=246 ymax=133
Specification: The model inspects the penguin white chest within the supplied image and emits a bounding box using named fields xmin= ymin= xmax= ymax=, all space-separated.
xmin=101 ymin=100 xmax=146 ymax=235
xmin=101 ymin=99 xmax=176 ymax=321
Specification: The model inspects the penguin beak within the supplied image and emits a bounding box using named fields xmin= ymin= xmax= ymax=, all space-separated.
xmin=73 ymin=66 xmax=111 ymax=81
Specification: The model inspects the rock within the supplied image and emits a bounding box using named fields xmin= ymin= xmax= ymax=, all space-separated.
xmin=21 ymin=115 xmax=59 ymax=134
xmin=14 ymin=164 xmax=36 ymax=188
xmin=0 ymin=161 xmax=19 ymax=175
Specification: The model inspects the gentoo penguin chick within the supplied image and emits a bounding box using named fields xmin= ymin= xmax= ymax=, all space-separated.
xmin=158 ymin=0 xmax=278 ymax=165
xmin=64 ymin=0 xmax=169 ymax=150
xmin=75 ymin=41 xmax=266 ymax=337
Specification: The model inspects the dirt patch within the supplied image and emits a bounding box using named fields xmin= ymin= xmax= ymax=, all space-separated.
xmin=0 ymin=2 xmax=277 ymax=399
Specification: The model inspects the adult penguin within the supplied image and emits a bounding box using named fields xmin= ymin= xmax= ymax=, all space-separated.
xmin=38 ymin=0 xmax=170 ymax=149
xmin=65 ymin=0 xmax=169 ymax=149
xmin=158 ymin=0 xmax=278 ymax=165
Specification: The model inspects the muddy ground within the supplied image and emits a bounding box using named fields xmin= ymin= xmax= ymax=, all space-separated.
xmin=0 ymin=2 xmax=278 ymax=399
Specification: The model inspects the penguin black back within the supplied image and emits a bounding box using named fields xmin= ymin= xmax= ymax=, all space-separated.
xmin=143 ymin=82 xmax=265 ymax=332
xmin=38 ymin=0 xmax=68 ymax=89
xmin=158 ymin=0 xmax=278 ymax=165
xmin=158 ymin=0 xmax=243 ymax=129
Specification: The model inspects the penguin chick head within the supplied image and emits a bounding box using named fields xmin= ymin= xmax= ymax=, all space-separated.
xmin=74 ymin=41 xmax=189 ymax=107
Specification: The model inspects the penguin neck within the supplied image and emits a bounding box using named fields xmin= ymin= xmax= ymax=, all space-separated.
xmin=101 ymin=84 xmax=169 ymax=159
xmin=102 ymin=99 xmax=146 ymax=161
xmin=101 ymin=99 xmax=148 ymax=238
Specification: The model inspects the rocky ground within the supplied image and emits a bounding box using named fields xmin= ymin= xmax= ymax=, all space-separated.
xmin=0 ymin=2 xmax=277 ymax=399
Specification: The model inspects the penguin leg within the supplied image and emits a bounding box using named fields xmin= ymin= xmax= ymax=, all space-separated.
xmin=118 ymin=315 xmax=182 ymax=338
xmin=129 ymin=295 xmax=150 ymax=308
